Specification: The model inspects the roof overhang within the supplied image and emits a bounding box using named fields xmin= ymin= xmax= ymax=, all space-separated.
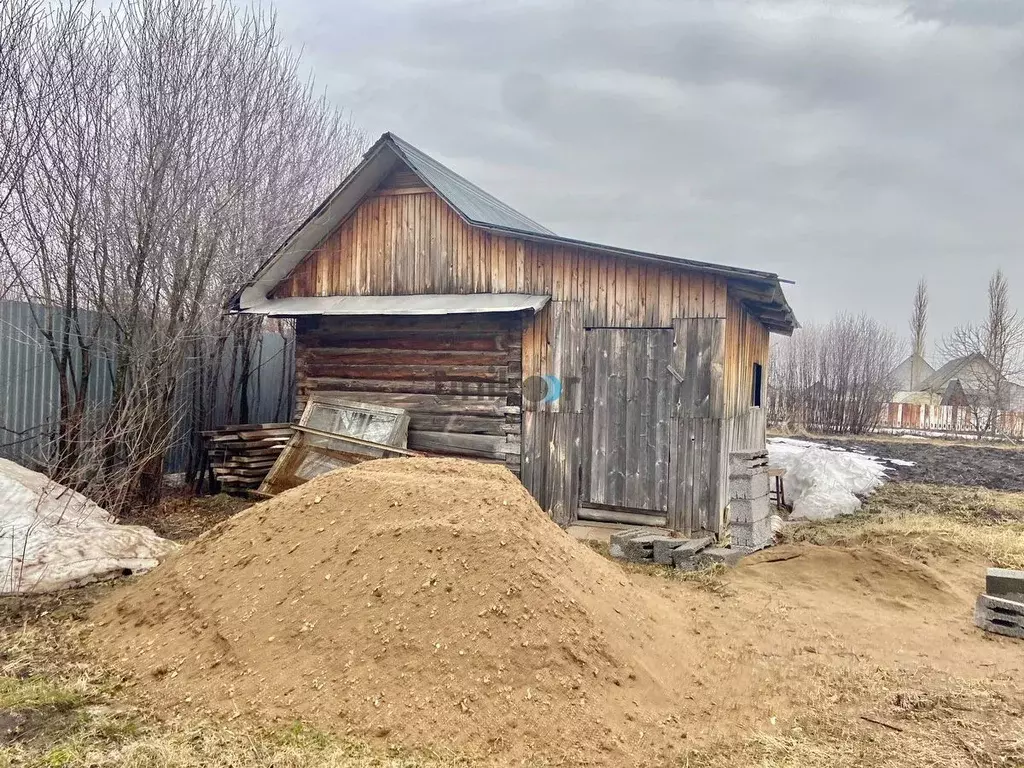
xmin=235 ymin=293 xmax=551 ymax=317
xmin=233 ymin=137 xmax=402 ymax=313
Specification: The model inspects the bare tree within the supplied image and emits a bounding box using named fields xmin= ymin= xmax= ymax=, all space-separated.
xmin=909 ymin=278 xmax=928 ymax=388
xmin=0 ymin=0 xmax=365 ymax=510
xmin=940 ymin=270 xmax=1024 ymax=434
xmin=0 ymin=0 xmax=46 ymax=298
xmin=768 ymin=314 xmax=899 ymax=434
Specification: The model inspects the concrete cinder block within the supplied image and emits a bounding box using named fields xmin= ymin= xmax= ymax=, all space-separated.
xmin=730 ymin=516 xmax=775 ymax=551
xmin=974 ymin=593 xmax=1024 ymax=640
xmin=678 ymin=546 xmax=748 ymax=571
xmin=728 ymin=474 xmax=770 ymax=501
xmin=610 ymin=532 xmax=664 ymax=563
xmin=669 ymin=536 xmax=715 ymax=568
xmin=729 ymin=449 xmax=768 ymax=463
xmin=729 ymin=496 xmax=772 ymax=525
xmin=608 ymin=528 xmax=664 ymax=559
xmin=986 ymin=568 xmax=1024 ymax=603
xmin=651 ymin=537 xmax=686 ymax=565
xmin=729 ymin=451 xmax=768 ymax=474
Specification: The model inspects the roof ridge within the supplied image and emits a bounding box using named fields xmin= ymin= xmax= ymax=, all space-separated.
xmin=385 ymin=133 xmax=556 ymax=236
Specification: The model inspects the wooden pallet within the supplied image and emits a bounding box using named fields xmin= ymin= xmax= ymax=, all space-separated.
xmin=200 ymin=422 xmax=295 ymax=495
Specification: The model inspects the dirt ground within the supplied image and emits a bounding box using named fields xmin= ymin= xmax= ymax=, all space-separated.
xmin=119 ymin=491 xmax=253 ymax=541
xmin=2 ymin=452 xmax=1023 ymax=767
xmin=810 ymin=434 xmax=1024 ymax=491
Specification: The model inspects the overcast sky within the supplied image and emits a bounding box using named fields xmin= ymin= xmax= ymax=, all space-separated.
xmin=278 ymin=0 xmax=1024 ymax=356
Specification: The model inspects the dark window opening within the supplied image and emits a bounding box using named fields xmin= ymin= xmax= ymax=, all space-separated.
xmin=752 ymin=363 xmax=763 ymax=407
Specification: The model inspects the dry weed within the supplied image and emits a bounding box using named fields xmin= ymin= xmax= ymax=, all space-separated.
xmin=0 ymin=622 xmax=468 ymax=768
xmin=786 ymin=483 xmax=1024 ymax=569
xmin=585 ymin=541 xmax=732 ymax=594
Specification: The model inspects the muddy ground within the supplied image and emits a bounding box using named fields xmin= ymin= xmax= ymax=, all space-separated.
xmin=810 ymin=435 xmax=1024 ymax=491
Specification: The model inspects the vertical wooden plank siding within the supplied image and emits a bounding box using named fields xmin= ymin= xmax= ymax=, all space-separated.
xmin=272 ymin=188 xmax=727 ymax=330
xmin=722 ymin=296 xmax=770 ymax=450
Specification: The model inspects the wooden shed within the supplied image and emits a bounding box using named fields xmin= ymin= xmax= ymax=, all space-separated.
xmin=232 ymin=133 xmax=797 ymax=537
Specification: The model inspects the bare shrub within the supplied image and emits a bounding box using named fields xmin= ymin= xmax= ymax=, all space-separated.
xmin=769 ymin=314 xmax=898 ymax=434
xmin=0 ymin=0 xmax=365 ymax=510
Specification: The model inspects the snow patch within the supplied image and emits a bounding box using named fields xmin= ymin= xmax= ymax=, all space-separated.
xmin=0 ymin=458 xmax=177 ymax=594
xmin=767 ymin=438 xmax=891 ymax=520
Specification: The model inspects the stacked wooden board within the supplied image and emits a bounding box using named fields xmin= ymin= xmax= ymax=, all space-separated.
xmin=201 ymin=423 xmax=295 ymax=494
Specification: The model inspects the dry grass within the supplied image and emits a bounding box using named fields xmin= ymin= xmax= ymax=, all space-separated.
xmin=866 ymin=482 xmax=1024 ymax=523
xmin=0 ymin=621 xmax=469 ymax=768
xmin=786 ymin=483 xmax=1024 ymax=569
xmin=683 ymin=646 xmax=1024 ymax=768
xmin=585 ymin=540 xmax=732 ymax=594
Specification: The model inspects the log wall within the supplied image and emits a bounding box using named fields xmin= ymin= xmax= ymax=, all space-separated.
xmin=293 ymin=314 xmax=522 ymax=476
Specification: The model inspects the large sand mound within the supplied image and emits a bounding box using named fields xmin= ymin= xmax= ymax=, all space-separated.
xmin=91 ymin=458 xmax=698 ymax=765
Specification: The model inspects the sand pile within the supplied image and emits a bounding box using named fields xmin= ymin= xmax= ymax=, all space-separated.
xmin=91 ymin=458 xmax=698 ymax=765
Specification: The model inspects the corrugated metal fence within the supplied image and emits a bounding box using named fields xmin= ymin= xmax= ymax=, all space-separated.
xmin=0 ymin=300 xmax=294 ymax=474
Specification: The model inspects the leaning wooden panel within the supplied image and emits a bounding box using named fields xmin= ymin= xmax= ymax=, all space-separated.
xmin=259 ymin=426 xmax=417 ymax=496
xmin=300 ymin=396 xmax=411 ymax=448
xmin=259 ymin=396 xmax=414 ymax=495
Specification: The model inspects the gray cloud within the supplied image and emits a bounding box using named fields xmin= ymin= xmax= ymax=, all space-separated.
xmin=280 ymin=0 xmax=1024 ymax=355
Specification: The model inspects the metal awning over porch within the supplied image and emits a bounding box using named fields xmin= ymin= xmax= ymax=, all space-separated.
xmin=236 ymin=293 xmax=551 ymax=317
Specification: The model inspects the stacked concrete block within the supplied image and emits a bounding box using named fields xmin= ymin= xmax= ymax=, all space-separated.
xmin=608 ymin=529 xmax=667 ymax=563
xmin=607 ymin=529 xmax=748 ymax=570
xmin=666 ymin=536 xmax=714 ymax=567
xmin=728 ymin=450 xmax=773 ymax=551
xmin=974 ymin=568 xmax=1024 ymax=640
xmin=987 ymin=568 xmax=1024 ymax=602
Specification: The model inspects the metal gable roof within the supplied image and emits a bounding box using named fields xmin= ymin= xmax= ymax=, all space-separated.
xmin=387 ymin=134 xmax=555 ymax=236
xmin=233 ymin=132 xmax=797 ymax=333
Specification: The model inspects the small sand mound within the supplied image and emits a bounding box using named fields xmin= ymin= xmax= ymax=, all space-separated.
xmin=91 ymin=458 xmax=696 ymax=765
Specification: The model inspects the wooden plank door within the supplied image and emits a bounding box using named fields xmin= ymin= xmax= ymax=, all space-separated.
xmin=582 ymin=328 xmax=675 ymax=513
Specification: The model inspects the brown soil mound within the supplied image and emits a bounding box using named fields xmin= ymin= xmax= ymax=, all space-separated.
xmin=90 ymin=458 xmax=699 ymax=765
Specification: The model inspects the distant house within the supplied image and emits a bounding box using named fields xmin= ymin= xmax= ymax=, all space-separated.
xmin=231 ymin=132 xmax=797 ymax=536
xmin=890 ymin=353 xmax=935 ymax=392
xmin=882 ymin=352 xmax=1024 ymax=435
xmin=918 ymin=354 xmax=1024 ymax=411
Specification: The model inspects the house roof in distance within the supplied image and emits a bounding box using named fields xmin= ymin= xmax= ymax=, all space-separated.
xmin=919 ymin=353 xmax=988 ymax=392
xmin=234 ymin=132 xmax=798 ymax=334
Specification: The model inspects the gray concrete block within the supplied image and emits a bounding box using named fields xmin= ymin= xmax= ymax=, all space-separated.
xmin=986 ymin=568 xmax=1024 ymax=603
xmin=729 ymin=496 xmax=772 ymax=525
xmin=652 ymin=537 xmax=686 ymax=565
xmin=610 ymin=533 xmax=663 ymax=563
xmin=669 ymin=536 xmax=715 ymax=568
xmin=974 ymin=593 xmax=1024 ymax=640
xmin=729 ymin=451 xmax=768 ymax=474
xmin=729 ymin=449 xmax=768 ymax=463
xmin=608 ymin=528 xmax=664 ymax=559
xmin=677 ymin=546 xmax=748 ymax=571
xmin=731 ymin=516 xmax=775 ymax=551
xmin=729 ymin=474 xmax=770 ymax=501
